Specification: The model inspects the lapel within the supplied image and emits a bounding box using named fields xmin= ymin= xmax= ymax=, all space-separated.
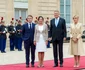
xmin=31 ymin=23 xmax=34 ymax=30
xmin=37 ymin=24 xmax=39 ymax=31
xmin=53 ymin=19 xmax=56 ymax=27
xmin=54 ymin=18 xmax=61 ymax=27
xmin=26 ymin=23 xmax=34 ymax=29
xmin=37 ymin=24 xmax=40 ymax=32
xmin=43 ymin=24 xmax=45 ymax=31
xmin=58 ymin=18 xmax=61 ymax=26
xmin=73 ymin=23 xmax=80 ymax=29
xmin=26 ymin=23 xmax=30 ymax=30
xmin=73 ymin=23 xmax=77 ymax=32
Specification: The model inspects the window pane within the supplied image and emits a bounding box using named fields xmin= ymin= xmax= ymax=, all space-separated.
xmin=21 ymin=10 xmax=26 ymax=20
xmin=60 ymin=5 xmax=64 ymax=13
xmin=15 ymin=9 xmax=27 ymax=24
xmin=60 ymin=0 xmax=64 ymax=5
xmin=60 ymin=14 xmax=64 ymax=18
xmin=21 ymin=10 xmax=27 ymax=23
xmin=60 ymin=0 xmax=71 ymax=24
xmin=66 ymin=5 xmax=70 ymax=14
xmin=66 ymin=0 xmax=70 ymax=5
xmin=66 ymin=14 xmax=70 ymax=24
xmin=15 ymin=9 xmax=19 ymax=19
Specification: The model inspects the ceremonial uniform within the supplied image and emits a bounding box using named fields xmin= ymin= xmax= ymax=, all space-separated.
xmin=0 ymin=24 xmax=1 ymax=51
xmin=15 ymin=20 xmax=19 ymax=49
xmin=16 ymin=23 xmax=23 ymax=51
xmin=8 ymin=24 xmax=16 ymax=51
xmin=0 ymin=22 xmax=7 ymax=53
xmin=45 ymin=21 xmax=50 ymax=48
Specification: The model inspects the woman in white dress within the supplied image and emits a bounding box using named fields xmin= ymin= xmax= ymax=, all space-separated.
xmin=70 ymin=15 xmax=84 ymax=67
xmin=34 ymin=16 xmax=48 ymax=67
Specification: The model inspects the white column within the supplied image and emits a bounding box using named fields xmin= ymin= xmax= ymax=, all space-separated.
xmin=83 ymin=0 xmax=84 ymax=24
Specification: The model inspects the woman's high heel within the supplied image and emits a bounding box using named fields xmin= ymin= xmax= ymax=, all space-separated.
xmin=41 ymin=65 xmax=44 ymax=67
xmin=74 ymin=65 xmax=77 ymax=67
xmin=76 ymin=63 xmax=80 ymax=67
xmin=37 ymin=65 xmax=41 ymax=68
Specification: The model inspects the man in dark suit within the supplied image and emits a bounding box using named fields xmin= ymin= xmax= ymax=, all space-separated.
xmin=49 ymin=10 xmax=67 ymax=67
xmin=22 ymin=15 xmax=36 ymax=68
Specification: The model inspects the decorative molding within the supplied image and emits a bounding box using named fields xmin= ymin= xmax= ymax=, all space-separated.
xmin=14 ymin=2 xmax=28 ymax=9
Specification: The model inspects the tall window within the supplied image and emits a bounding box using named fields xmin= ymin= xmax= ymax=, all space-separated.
xmin=15 ymin=9 xmax=27 ymax=24
xmin=60 ymin=0 xmax=71 ymax=24
xmin=14 ymin=0 xmax=28 ymax=2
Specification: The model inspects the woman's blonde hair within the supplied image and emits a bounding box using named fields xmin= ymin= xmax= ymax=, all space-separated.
xmin=73 ymin=15 xmax=79 ymax=19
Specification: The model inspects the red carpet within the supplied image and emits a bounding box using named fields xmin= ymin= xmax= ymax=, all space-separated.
xmin=0 ymin=57 xmax=85 ymax=70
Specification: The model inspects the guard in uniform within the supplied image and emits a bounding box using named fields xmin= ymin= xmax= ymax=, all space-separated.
xmin=0 ymin=18 xmax=7 ymax=53
xmin=16 ymin=19 xmax=23 ymax=51
xmin=0 ymin=20 xmax=2 ymax=51
xmin=34 ymin=17 xmax=38 ymax=24
xmin=15 ymin=19 xmax=18 ymax=26
xmin=15 ymin=19 xmax=19 ymax=49
xmin=0 ymin=21 xmax=2 ymax=51
xmin=8 ymin=18 xmax=16 ymax=51
xmin=24 ymin=18 xmax=28 ymax=24
xmin=45 ymin=17 xmax=50 ymax=48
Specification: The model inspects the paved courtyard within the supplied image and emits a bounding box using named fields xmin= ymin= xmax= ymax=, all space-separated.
xmin=0 ymin=43 xmax=85 ymax=65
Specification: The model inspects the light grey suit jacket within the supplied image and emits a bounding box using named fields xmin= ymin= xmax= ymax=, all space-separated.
xmin=34 ymin=24 xmax=48 ymax=42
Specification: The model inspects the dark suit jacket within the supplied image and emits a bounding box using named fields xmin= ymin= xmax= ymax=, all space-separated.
xmin=22 ymin=23 xmax=35 ymax=41
xmin=49 ymin=17 xmax=67 ymax=41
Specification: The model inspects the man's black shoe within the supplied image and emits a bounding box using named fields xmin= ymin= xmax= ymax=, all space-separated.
xmin=60 ymin=64 xmax=63 ymax=67
xmin=26 ymin=65 xmax=29 ymax=68
xmin=31 ymin=64 xmax=35 ymax=67
xmin=53 ymin=64 xmax=58 ymax=67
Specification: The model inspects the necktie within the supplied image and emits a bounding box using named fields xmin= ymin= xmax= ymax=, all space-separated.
xmin=30 ymin=24 xmax=31 ymax=29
